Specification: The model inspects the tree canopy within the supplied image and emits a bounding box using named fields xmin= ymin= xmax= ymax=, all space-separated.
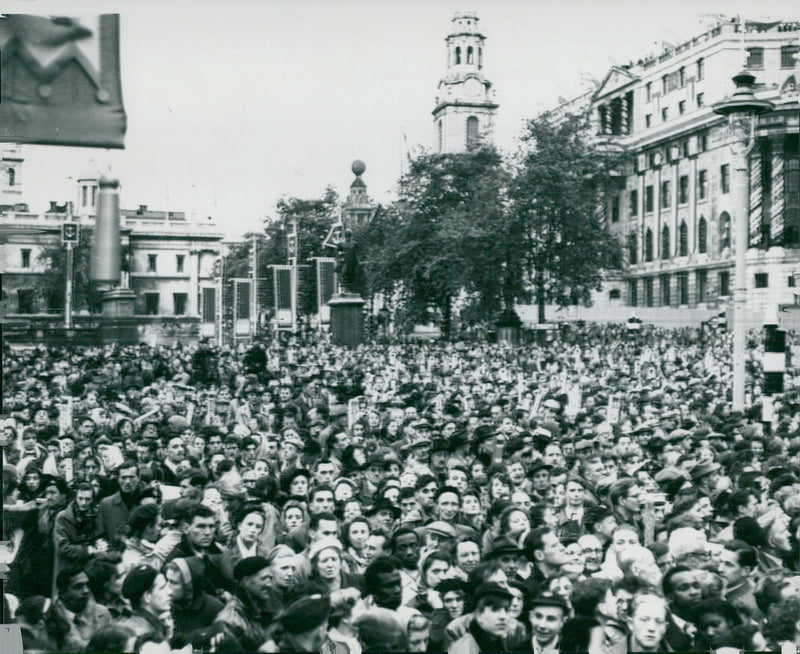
xmin=508 ymin=112 xmax=624 ymax=321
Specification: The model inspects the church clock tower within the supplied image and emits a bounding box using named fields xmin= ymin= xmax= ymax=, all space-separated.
xmin=433 ymin=12 xmax=498 ymax=154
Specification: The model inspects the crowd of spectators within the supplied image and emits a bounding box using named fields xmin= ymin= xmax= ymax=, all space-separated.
xmin=2 ymin=323 xmax=800 ymax=653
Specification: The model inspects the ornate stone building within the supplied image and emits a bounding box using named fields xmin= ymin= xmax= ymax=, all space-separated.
xmin=433 ymin=12 xmax=498 ymax=153
xmin=1 ymin=154 xmax=223 ymax=338
xmin=571 ymin=18 xmax=800 ymax=322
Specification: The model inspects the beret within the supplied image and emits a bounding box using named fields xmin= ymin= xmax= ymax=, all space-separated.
xmin=233 ymin=555 xmax=271 ymax=582
xmin=122 ymin=564 xmax=159 ymax=604
xmin=279 ymin=594 xmax=331 ymax=634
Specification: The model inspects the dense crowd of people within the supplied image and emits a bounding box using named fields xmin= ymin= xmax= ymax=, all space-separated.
xmin=2 ymin=323 xmax=800 ymax=653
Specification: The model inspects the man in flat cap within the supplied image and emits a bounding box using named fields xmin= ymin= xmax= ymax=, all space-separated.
xmin=527 ymin=592 xmax=569 ymax=654
xmin=447 ymin=582 xmax=513 ymax=654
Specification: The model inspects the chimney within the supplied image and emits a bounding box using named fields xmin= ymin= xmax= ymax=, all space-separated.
xmin=49 ymin=201 xmax=58 ymax=212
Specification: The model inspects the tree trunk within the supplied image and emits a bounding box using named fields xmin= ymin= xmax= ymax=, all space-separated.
xmin=537 ymin=274 xmax=546 ymax=324
xmin=442 ymin=294 xmax=452 ymax=340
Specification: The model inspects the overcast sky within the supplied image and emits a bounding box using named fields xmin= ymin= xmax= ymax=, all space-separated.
xmin=7 ymin=0 xmax=800 ymax=239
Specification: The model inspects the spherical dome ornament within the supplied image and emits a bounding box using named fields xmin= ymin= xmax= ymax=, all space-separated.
xmin=351 ymin=160 xmax=366 ymax=176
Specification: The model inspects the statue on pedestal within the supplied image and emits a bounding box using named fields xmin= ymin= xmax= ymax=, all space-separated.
xmin=336 ymin=229 xmax=365 ymax=295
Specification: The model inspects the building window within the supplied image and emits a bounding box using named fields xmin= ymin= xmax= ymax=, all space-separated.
xmin=646 ymin=82 xmax=651 ymax=101
xmin=661 ymin=181 xmax=671 ymax=208
xmin=679 ymin=67 xmax=686 ymax=87
xmin=755 ymin=273 xmax=769 ymax=288
xmin=609 ymin=289 xmax=621 ymax=300
xmin=629 ymin=189 xmax=638 ymax=216
xmin=697 ymin=269 xmax=707 ymax=302
xmin=697 ymin=57 xmax=705 ymax=80
xmin=467 ymin=46 xmax=474 ymax=64
xmin=719 ymin=271 xmax=730 ymax=296
xmin=82 ymin=186 xmax=88 ymax=207
xmin=662 ymin=75 xmax=668 ymax=95
xmin=438 ymin=120 xmax=443 ymax=151
xmin=173 ymin=293 xmax=188 ymax=315
xmin=455 ymin=47 xmax=461 ymax=65
xmin=661 ymin=274 xmax=671 ymax=305
xmin=629 ymin=280 xmax=638 ymax=307
xmin=678 ymin=272 xmax=688 ymax=304
xmin=7 ymin=168 xmax=15 ymax=186
xmin=698 ymin=169 xmax=708 ymax=200
xmin=478 ymin=47 xmax=483 ymax=69
xmin=466 ymin=116 xmax=479 ymax=149
xmin=645 ymin=114 xmax=652 ymax=128
xmin=787 ymin=158 xmax=800 ymax=244
xmin=628 ymin=233 xmax=638 ymax=265
xmin=611 ymin=196 xmax=620 ymax=223
xmin=202 ymin=287 xmax=216 ymax=322
xmin=781 ymin=45 xmax=799 ymax=68
xmin=645 ymin=185 xmax=654 ymax=213
xmin=698 ymin=217 xmax=707 ymax=253
xmin=698 ymin=133 xmax=708 ymax=152
xmin=662 ymin=107 xmax=669 ymax=122
xmin=645 ymin=277 xmax=654 ymax=306
xmin=720 ymin=212 xmax=731 ymax=250
xmin=176 ymin=254 xmax=185 ymax=273
xmin=678 ymin=100 xmax=686 ymax=115
xmin=148 ymin=254 xmax=157 ymax=272
xmin=661 ymin=225 xmax=670 ymax=260
xmin=21 ymin=249 xmax=31 ymax=268
xmin=697 ymin=92 xmax=704 ymax=108
xmin=144 ymin=293 xmax=159 ymax=315
xmin=17 ymin=289 xmax=34 ymax=314
xmin=720 ymin=164 xmax=730 ymax=194
xmin=679 ymin=175 xmax=689 ymax=204
xmin=679 ymin=221 xmax=688 ymax=256
xmin=645 ymin=229 xmax=654 ymax=262
xmin=746 ymin=47 xmax=764 ymax=69
xmin=790 ymin=274 xmax=796 ymax=288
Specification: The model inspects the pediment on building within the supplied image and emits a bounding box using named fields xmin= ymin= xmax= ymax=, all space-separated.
xmin=780 ymin=75 xmax=797 ymax=95
xmin=593 ymin=66 xmax=639 ymax=101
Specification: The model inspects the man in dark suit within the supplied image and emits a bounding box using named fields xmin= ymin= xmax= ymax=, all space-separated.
xmin=662 ymin=565 xmax=703 ymax=651
xmin=98 ymin=460 xmax=143 ymax=541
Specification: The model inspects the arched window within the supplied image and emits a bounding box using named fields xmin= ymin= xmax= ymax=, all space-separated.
xmin=698 ymin=217 xmax=707 ymax=253
xmin=466 ymin=116 xmax=479 ymax=149
xmin=661 ymin=225 xmax=670 ymax=260
xmin=678 ymin=221 xmax=688 ymax=257
xmin=467 ymin=46 xmax=474 ymax=64
xmin=719 ymin=212 xmax=731 ymax=251
xmin=7 ymin=168 xmax=15 ymax=187
xmin=455 ymin=47 xmax=461 ymax=65
xmin=645 ymin=229 xmax=653 ymax=262
xmin=478 ymin=47 xmax=483 ymax=69
xmin=627 ymin=233 xmax=638 ymax=265
xmin=437 ymin=120 xmax=443 ymax=152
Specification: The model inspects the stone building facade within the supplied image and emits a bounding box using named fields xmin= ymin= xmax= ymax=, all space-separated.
xmin=1 ymin=161 xmax=223 ymax=334
xmin=570 ymin=18 xmax=800 ymax=322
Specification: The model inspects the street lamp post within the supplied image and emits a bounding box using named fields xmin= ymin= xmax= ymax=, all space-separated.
xmin=713 ymin=71 xmax=773 ymax=412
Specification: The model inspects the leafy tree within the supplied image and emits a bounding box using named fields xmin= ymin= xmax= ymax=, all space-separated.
xmin=362 ymin=147 xmax=510 ymax=335
xmin=508 ymin=113 xmax=624 ymax=322
xmin=36 ymin=229 xmax=104 ymax=314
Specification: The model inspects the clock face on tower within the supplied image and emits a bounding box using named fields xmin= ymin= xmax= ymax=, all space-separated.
xmin=464 ymin=78 xmax=482 ymax=98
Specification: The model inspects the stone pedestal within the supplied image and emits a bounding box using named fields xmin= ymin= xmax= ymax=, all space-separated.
xmin=497 ymin=326 xmax=519 ymax=344
xmin=329 ymin=293 xmax=365 ymax=348
xmin=99 ymin=287 xmax=139 ymax=344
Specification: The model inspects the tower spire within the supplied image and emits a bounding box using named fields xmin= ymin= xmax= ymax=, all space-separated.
xmin=433 ymin=12 xmax=498 ymax=153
